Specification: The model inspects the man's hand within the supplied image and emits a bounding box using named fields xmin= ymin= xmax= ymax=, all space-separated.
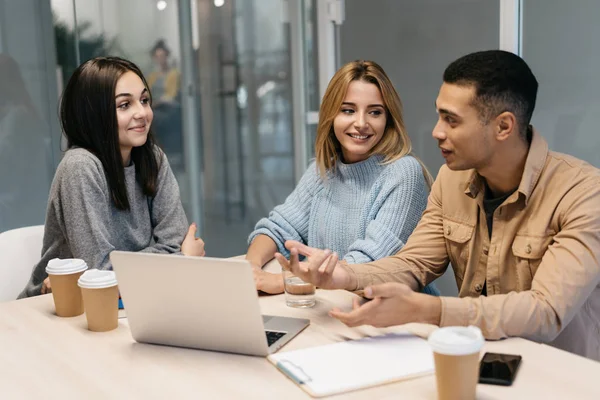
xmin=274 ymin=240 xmax=353 ymax=290
xmin=41 ymin=277 xmax=52 ymax=294
xmin=329 ymin=282 xmax=442 ymax=328
xmin=251 ymin=265 xmax=284 ymax=294
xmin=181 ymin=223 xmax=206 ymax=257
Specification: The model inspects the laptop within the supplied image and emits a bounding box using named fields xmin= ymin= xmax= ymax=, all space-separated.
xmin=110 ymin=251 xmax=310 ymax=356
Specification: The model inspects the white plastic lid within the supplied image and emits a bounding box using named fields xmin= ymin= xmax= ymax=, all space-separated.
xmin=428 ymin=326 xmax=484 ymax=356
xmin=77 ymin=269 xmax=118 ymax=289
xmin=45 ymin=258 xmax=88 ymax=275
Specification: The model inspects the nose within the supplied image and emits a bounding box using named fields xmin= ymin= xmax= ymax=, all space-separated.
xmin=432 ymin=119 xmax=446 ymax=141
xmin=133 ymin=102 xmax=148 ymax=119
xmin=353 ymin=111 xmax=367 ymax=131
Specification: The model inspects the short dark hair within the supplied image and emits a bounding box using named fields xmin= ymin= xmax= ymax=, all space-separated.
xmin=443 ymin=50 xmax=538 ymax=137
xmin=151 ymin=39 xmax=170 ymax=56
xmin=60 ymin=56 xmax=161 ymax=210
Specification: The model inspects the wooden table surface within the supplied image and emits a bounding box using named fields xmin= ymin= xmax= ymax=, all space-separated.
xmin=1 ymin=282 xmax=599 ymax=399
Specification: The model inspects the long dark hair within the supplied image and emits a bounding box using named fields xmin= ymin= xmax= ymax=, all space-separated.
xmin=60 ymin=56 xmax=161 ymax=210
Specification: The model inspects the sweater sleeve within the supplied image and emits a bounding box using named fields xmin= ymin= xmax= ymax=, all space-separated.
xmin=140 ymin=151 xmax=188 ymax=254
xmin=52 ymin=154 xmax=119 ymax=272
xmin=343 ymin=156 xmax=428 ymax=264
xmin=248 ymin=162 xmax=321 ymax=257
xmin=18 ymin=150 xmax=188 ymax=298
xmin=18 ymin=153 xmax=116 ymax=298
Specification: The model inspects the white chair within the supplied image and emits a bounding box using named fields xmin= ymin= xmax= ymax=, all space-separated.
xmin=0 ymin=225 xmax=44 ymax=302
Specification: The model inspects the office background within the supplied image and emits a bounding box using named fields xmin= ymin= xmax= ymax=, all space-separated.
xmin=1 ymin=0 xmax=598 ymax=296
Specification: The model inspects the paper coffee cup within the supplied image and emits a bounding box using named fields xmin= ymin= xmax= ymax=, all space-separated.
xmin=45 ymin=258 xmax=88 ymax=317
xmin=78 ymin=270 xmax=119 ymax=332
xmin=428 ymin=326 xmax=484 ymax=400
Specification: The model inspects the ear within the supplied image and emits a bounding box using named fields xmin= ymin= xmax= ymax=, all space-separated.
xmin=494 ymin=111 xmax=517 ymax=142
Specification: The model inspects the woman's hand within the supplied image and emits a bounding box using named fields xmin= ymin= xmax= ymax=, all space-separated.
xmin=181 ymin=223 xmax=206 ymax=256
xmin=275 ymin=241 xmax=351 ymax=290
xmin=251 ymin=264 xmax=284 ymax=294
xmin=41 ymin=277 xmax=52 ymax=294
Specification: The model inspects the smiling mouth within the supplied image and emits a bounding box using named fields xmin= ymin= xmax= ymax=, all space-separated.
xmin=129 ymin=125 xmax=146 ymax=130
xmin=348 ymin=133 xmax=371 ymax=140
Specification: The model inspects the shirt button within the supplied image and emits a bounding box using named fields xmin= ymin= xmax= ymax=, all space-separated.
xmin=446 ymin=226 xmax=452 ymax=235
xmin=483 ymin=248 xmax=489 ymax=255
xmin=475 ymin=284 xmax=482 ymax=292
xmin=525 ymin=244 xmax=532 ymax=254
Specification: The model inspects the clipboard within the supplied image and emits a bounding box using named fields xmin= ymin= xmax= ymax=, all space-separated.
xmin=267 ymin=332 xmax=434 ymax=397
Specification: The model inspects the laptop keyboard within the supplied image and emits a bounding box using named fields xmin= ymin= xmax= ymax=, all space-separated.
xmin=265 ymin=331 xmax=286 ymax=346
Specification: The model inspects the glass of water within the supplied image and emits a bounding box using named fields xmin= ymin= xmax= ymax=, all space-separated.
xmin=282 ymin=269 xmax=316 ymax=308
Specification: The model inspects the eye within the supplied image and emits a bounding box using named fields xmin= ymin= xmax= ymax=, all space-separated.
xmin=117 ymin=102 xmax=129 ymax=110
xmin=444 ymin=116 xmax=456 ymax=124
xmin=341 ymin=108 xmax=354 ymax=114
xmin=369 ymin=109 xmax=383 ymax=116
xmin=141 ymin=97 xmax=150 ymax=105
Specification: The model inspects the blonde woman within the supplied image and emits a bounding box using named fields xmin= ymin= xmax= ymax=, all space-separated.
xmin=247 ymin=60 xmax=438 ymax=295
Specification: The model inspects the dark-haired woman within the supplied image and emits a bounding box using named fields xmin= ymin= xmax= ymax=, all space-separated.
xmin=19 ymin=57 xmax=204 ymax=298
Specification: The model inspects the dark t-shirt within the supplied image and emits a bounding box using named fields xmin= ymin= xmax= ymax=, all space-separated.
xmin=481 ymin=184 xmax=516 ymax=296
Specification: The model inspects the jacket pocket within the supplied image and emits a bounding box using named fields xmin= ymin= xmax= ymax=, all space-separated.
xmin=443 ymin=218 xmax=474 ymax=280
xmin=511 ymin=234 xmax=553 ymax=288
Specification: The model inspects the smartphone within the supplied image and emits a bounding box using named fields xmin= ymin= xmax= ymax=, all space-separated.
xmin=478 ymin=352 xmax=522 ymax=386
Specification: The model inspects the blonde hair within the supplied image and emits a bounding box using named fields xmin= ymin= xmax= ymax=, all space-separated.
xmin=315 ymin=60 xmax=433 ymax=187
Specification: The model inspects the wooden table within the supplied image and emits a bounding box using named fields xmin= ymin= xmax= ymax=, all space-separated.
xmin=1 ymin=288 xmax=599 ymax=399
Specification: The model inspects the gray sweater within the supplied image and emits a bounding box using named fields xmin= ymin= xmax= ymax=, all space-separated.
xmin=19 ymin=147 xmax=188 ymax=298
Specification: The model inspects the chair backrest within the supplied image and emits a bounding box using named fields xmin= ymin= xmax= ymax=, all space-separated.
xmin=0 ymin=225 xmax=44 ymax=302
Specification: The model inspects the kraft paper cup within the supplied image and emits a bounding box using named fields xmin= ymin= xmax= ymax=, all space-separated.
xmin=78 ymin=270 xmax=119 ymax=332
xmin=45 ymin=258 xmax=88 ymax=317
xmin=428 ymin=326 xmax=484 ymax=400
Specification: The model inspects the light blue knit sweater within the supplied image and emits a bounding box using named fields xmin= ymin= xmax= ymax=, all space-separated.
xmin=249 ymin=154 xmax=439 ymax=295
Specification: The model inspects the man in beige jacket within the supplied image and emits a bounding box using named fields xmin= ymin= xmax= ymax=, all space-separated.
xmin=277 ymin=50 xmax=600 ymax=361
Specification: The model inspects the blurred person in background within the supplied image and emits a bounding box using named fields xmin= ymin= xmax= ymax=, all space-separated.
xmin=147 ymin=39 xmax=182 ymax=167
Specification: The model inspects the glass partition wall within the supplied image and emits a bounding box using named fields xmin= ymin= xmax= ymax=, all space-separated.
xmin=195 ymin=0 xmax=319 ymax=256
xmin=522 ymin=0 xmax=600 ymax=168
xmin=0 ymin=0 xmax=60 ymax=232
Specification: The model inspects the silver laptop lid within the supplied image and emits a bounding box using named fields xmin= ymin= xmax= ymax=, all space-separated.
xmin=111 ymin=251 xmax=271 ymax=356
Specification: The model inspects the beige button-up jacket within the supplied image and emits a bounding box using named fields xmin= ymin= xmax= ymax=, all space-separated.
xmin=347 ymin=130 xmax=600 ymax=360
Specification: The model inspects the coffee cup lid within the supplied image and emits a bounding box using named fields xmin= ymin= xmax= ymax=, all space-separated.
xmin=77 ymin=269 xmax=118 ymax=289
xmin=45 ymin=258 xmax=88 ymax=275
xmin=428 ymin=326 xmax=484 ymax=356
